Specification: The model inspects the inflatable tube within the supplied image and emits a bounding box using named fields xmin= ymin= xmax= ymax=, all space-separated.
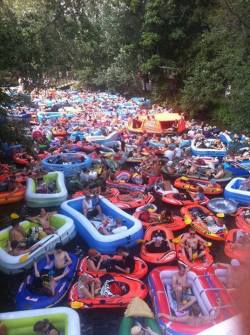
xmin=42 ymin=153 xmax=92 ymax=177
xmin=180 ymin=205 xmax=228 ymax=241
xmin=224 ymin=229 xmax=250 ymax=262
xmin=175 ymin=234 xmax=214 ymax=272
xmin=224 ymin=177 xmax=250 ymax=205
xmin=224 ymin=160 xmax=250 ymax=177
xmin=16 ymin=253 xmax=78 ymax=310
xmin=60 ymin=196 xmax=143 ymax=253
xmin=174 ymin=177 xmax=223 ymax=196
xmin=25 ymin=171 xmax=68 ymax=207
xmin=0 ymin=214 xmax=76 ymax=274
xmin=140 ymin=225 xmax=176 ymax=264
xmin=161 ymin=191 xmax=209 ymax=206
xmin=0 ymin=307 xmax=81 ymax=335
xmin=207 ymin=197 xmax=237 ymax=214
xmin=133 ymin=210 xmax=186 ymax=231
xmin=0 ymin=185 xmax=25 ymax=205
xmin=235 ymin=207 xmax=250 ymax=232
xmin=78 ymin=255 xmax=148 ymax=279
xmin=69 ymin=274 xmax=148 ymax=309
xmin=191 ymin=139 xmax=227 ymax=157
xmin=106 ymin=191 xmax=154 ymax=209
xmin=148 ymin=266 xmax=235 ymax=335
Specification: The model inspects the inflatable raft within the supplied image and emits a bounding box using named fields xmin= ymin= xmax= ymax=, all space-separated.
xmin=224 ymin=229 xmax=250 ymax=262
xmin=180 ymin=205 xmax=228 ymax=241
xmin=224 ymin=160 xmax=250 ymax=177
xmin=224 ymin=177 xmax=250 ymax=205
xmin=42 ymin=153 xmax=92 ymax=177
xmin=140 ymin=225 xmax=176 ymax=264
xmin=235 ymin=207 xmax=250 ymax=232
xmin=0 ymin=307 xmax=81 ymax=335
xmin=60 ymin=196 xmax=143 ymax=253
xmin=106 ymin=190 xmax=154 ymax=209
xmin=118 ymin=297 xmax=161 ymax=335
xmin=78 ymin=255 xmax=148 ymax=279
xmin=0 ymin=214 xmax=76 ymax=274
xmin=191 ymin=139 xmax=227 ymax=157
xmin=25 ymin=171 xmax=68 ymax=207
xmin=0 ymin=184 xmax=25 ymax=205
xmin=174 ymin=177 xmax=223 ymax=196
xmin=69 ymin=274 xmax=148 ymax=309
xmin=106 ymin=170 xmax=146 ymax=193
xmin=148 ymin=266 xmax=235 ymax=335
xmin=161 ymin=191 xmax=209 ymax=206
xmin=16 ymin=253 xmax=78 ymax=310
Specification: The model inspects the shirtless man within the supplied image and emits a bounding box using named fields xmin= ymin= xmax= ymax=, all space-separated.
xmin=181 ymin=228 xmax=208 ymax=262
xmin=172 ymin=264 xmax=196 ymax=311
xmin=27 ymin=208 xmax=56 ymax=235
xmin=9 ymin=219 xmax=26 ymax=244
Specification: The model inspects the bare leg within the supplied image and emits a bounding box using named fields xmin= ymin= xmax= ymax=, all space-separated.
xmin=173 ymin=285 xmax=183 ymax=309
xmin=179 ymin=296 xmax=197 ymax=312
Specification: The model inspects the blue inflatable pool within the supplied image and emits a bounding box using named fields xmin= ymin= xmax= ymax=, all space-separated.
xmin=191 ymin=139 xmax=227 ymax=157
xmin=60 ymin=196 xmax=143 ymax=253
xmin=42 ymin=153 xmax=92 ymax=177
xmin=224 ymin=160 xmax=250 ymax=177
xmin=224 ymin=177 xmax=250 ymax=205
xmin=16 ymin=253 xmax=78 ymax=310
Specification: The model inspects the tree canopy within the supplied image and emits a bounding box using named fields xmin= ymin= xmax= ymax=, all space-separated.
xmin=0 ymin=0 xmax=249 ymax=131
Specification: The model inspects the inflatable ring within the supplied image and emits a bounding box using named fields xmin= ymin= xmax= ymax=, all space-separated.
xmin=207 ymin=197 xmax=238 ymax=214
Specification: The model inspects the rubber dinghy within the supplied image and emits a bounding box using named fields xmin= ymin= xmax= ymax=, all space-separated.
xmin=25 ymin=171 xmax=68 ymax=207
xmin=0 ymin=307 xmax=81 ymax=335
xmin=0 ymin=214 xmax=76 ymax=274
xmin=148 ymin=266 xmax=236 ymax=335
xmin=60 ymin=196 xmax=143 ymax=253
xmin=16 ymin=253 xmax=78 ymax=310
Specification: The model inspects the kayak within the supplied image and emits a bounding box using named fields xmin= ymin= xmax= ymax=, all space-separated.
xmin=106 ymin=190 xmax=154 ymax=209
xmin=161 ymin=191 xmax=209 ymax=206
xmin=118 ymin=297 xmax=161 ymax=335
xmin=0 ymin=214 xmax=76 ymax=274
xmin=60 ymin=195 xmax=143 ymax=253
xmin=25 ymin=171 xmax=68 ymax=207
xmin=69 ymin=274 xmax=148 ymax=309
xmin=174 ymin=176 xmax=223 ymax=195
xmin=180 ymin=205 xmax=228 ymax=241
xmin=78 ymin=255 xmax=148 ymax=279
xmin=0 ymin=307 xmax=81 ymax=335
xmin=235 ymin=207 xmax=250 ymax=232
xmin=224 ymin=177 xmax=250 ymax=205
xmin=133 ymin=210 xmax=186 ymax=231
xmin=224 ymin=229 xmax=250 ymax=262
xmin=16 ymin=253 xmax=78 ymax=310
xmin=140 ymin=225 xmax=176 ymax=264
xmin=148 ymin=266 xmax=235 ymax=335
xmin=0 ymin=184 xmax=25 ymax=205
xmin=175 ymin=234 xmax=214 ymax=272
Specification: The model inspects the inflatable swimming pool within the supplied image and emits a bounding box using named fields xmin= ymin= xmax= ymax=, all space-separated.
xmin=86 ymin=131 xmax=120 ymax=144
xmin=25 ymin=171 xmax=68 ymax=207
xmin=0 ymin=307 xmax=81 ymax=335
xmin=0 ymin=214 xmax=76 ymax=274
xmin=224 ymin=177 xmax=250 ymax=205
xmin=42 ymin=153 xmax=92 ymax=177
xmin=60 ymin=196 xmax=143 ymax=253
xmin=224 ymin=160 xmax=250 ymax=177
xmin=191 ymin=139 xmax=227 ymax=157
xmin=207 ymin=197 xmax=238 ymax=214
xmin=16 ymin=253 xmax=78 ymax=310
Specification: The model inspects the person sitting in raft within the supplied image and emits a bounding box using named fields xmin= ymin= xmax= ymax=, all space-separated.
xmin=181 ymin=228 xmax=208 ymax=262
xmin=130 ymin=324 xmax=160 ymax=335
xmin=77 ymin=273 xmax=101 ymax=299
xmin=27 ymin=208 xmax=57 ymax=235
xmin=172 ymin=264 xmax=196 ymax=313
xmin=211 ymin=164 xmax=226 ymax=179
xmin=111 ymin=246 xmax=135 ymax=274
xmin=145 ymin=230 xmax=173 ymax=253
xmin=158 ymin=302 xmax=219 ymax=326
xmin=189 ymin=188 xmax=206 ymax=202
xmin=9 ymin=240 xmax=38 ymax=256
xmin=33 ymin=319 xmax=60 ymax=335
xmin=87 ymin=248 xmax=112 ymax=272
xmin=82 ymin=190 xmax=103 ymax=219
xmin=239 ymin=176 xmax=250 ymax=191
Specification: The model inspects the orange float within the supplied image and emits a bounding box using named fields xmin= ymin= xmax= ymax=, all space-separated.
xmin=78 ymin=256 xmax=148 ymax=279
xmin=174 ymin=176 xmax=223 ymax=195
xmin=140 ymin=225 xmax=176 ymax=264
xmin=106 ymin=190 xmax=154 ymax=209
xmin=224 ymin=229 xmax=250 ymax=262
xmin=0 ymin=185 xmax=25 ymax=205
xmin=52 ymin=127 xmax=67 ymax=137
xmin=161 ymin=191 xmax=209 ymax=206
xmin=180 ymin=204 xmax=228 ymax=241
xmin=69 ymin=275 xmax=148 ymax=309
xmin=13 ymin=153 xmax=33 ymax=166
xmin=235 ymin=207 xmax=250 ymax=233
